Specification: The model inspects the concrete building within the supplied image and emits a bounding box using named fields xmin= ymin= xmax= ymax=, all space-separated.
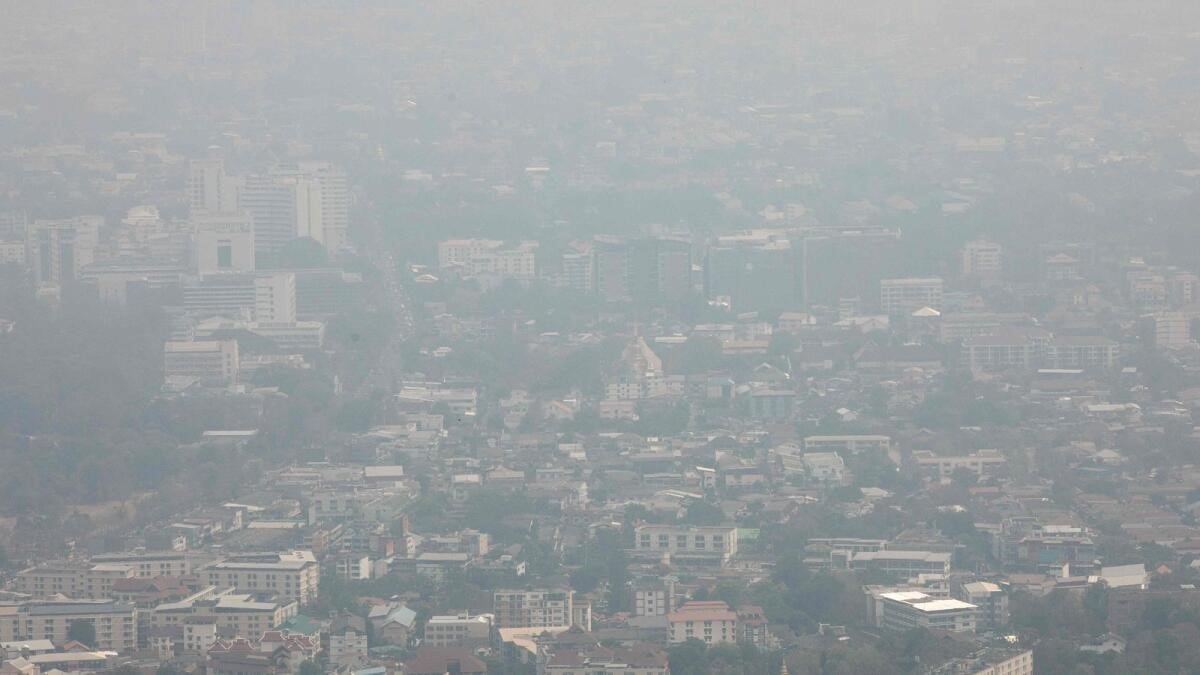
xmin=193 ymin=214 xmax=256 ymax=274
xmin=632 ymin=579 xmax=675 ymax=617
xmin=926 ymin=649 xmax=1033 ymax=675
xmin=1146 ymin=311 xmax=1191 ymax=349
xmin=880 ymin=277 xmax=943 ymax=314
xmin=706 ymin=232 xmax=795 ymax=312
xmin=848 ymin=551 xmax=952 ymax=578
xmin=254 ymin=273 xmax=297 ymax=324
xmin=329 ymin=630 xmax=368 ymax=669
xmin=164 ymin=340 xmax=239 ymax=389
xmin=877 ymin=592 xmax=976 ymax=633
xmin=492 ymin=589 xmax=573 ymax=630
xmin=633 ymin=525 xmax=738 ymax=563
xmin=667 ymin=601 xmax=738 ymax=645
xmin=1044 ymin=336 xmax=1119 ymax=369
xmin=26 ymin=217 xmax=101 ymax=286
xmin=0 ymin=600 xmax=138 ymax=651
xmin=962 ymin=327 xmax=1052 ymax=372
xmin=151 ymin=589 xmax=298 ymax=639
xmin=200 ymin=551 xmax=320 ymax=605
xmin=804 ymin=435 xmax=890 ymax=455
xmin=961 ymin=239 xmax=1003 ymax=278
xmin=913 ymin=450 xmax=1006 ymax=479
xmin=422 ymin=614 xmax=493 ymax=648
xmin=189 ymin=159 xmax=240 ymax=216
xmin=959 ymin=582 xmax=1009 ymax=630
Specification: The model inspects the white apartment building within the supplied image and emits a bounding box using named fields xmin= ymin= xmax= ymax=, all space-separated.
xmin=880 ymin=277 xmax=943 ymax=314
xmin=200 ymin=551 xmax=319 ymax=606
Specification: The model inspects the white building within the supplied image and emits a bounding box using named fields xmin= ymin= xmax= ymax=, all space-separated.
xmin=880 ymin=277 xmax=943 ymax=314
xmin=200 ymin=551 xmax=320 ymax=605
xmin=802 ymin=452 xmax=846 ymax=483
xmin=878 ymin=591 xmax=977 ymax=633
xmin=493 ymin=589 xmax=573 ymax=630
xmin=189 ymin=158 xmax=241 ymax=216
xmin=254 ymin=273 xmax=297 ymax=324
xmin=422 ymin=614 xmax=494 ymax=647
xmin=803 ymin=435 xmax=891 ymax=455
xmin=193 ymin=213 xmax=256 ymax=274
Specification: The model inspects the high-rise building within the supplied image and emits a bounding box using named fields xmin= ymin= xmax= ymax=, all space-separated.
xmin=26 ymin=216 xmax=102 ymax=285
xmin=240 ymin=173 xmax=303 ymax=261
xmin=189 ymin=159 xmax=240 ymax=216
xmin=589 ymin=235 xmax=691 ymax=307
xmin=284 ymin=161 xmax=350 ymax=252
xmin=561 ymin=250 xmax=594 ymax=293
xmin=706 ymin=231 xmax=794 ymax=312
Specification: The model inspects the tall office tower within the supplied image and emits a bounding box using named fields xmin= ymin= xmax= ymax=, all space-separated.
xmin=649 ymin=237 xmax=693 ymax=306
xmin=562 ymin=250 xmax=594 ymax=293
xmin=240 ymin=173 xmax=300 ymax=261
xmin=961 ymin=239 xmax=1003 ymax=278
xmin=593 ymin=236 xmax=633 ymax=303
xmin=26 ymin=216 xmax=102 ymax=285
xmin=592 ymin=235 xmax=692 ymax=307
xmin=188 ymin=159 xmax=240 ymax=216
xmin=706 ymin=231 xmax=796 ymax=313
xmin=880 ymin=277 xmax=944 ymax=314
xmin=272 ymin=162 xmax=350 ymax=252
xmin=192 ymin=213 xmax=256 ymax=274
xmin=796 ymin=227 xmax=904 ymax=309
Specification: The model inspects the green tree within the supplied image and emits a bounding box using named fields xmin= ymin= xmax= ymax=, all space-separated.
xmin=67 ymin=620 xmax=96 ymax=647
xmin=298 ymin=660 xmax=323 ymax=675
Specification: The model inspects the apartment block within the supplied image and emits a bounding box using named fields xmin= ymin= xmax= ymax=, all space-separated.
xmin=200 ymin=552 xmax=319 ymax=606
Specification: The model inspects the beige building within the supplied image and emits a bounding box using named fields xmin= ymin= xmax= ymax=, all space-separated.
xmin=150 ymin=588 xmax=298 ymax=638
xmin=12 ymin=563 xmax=139 ymax=600
xmin=422 ymin=614 xmax=493 ymax=647
xmin=164 ymin=340 xmax=239 ymax=389
xmin=667 ymin=601 xmax=738 ymax=645
xmin=633 ymin=525 xmax=738 ymax=562
xmin=0 ymin=600 xmax=137 ymax=652
xmin=200 ymin=551 xmax=319 ymax=606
